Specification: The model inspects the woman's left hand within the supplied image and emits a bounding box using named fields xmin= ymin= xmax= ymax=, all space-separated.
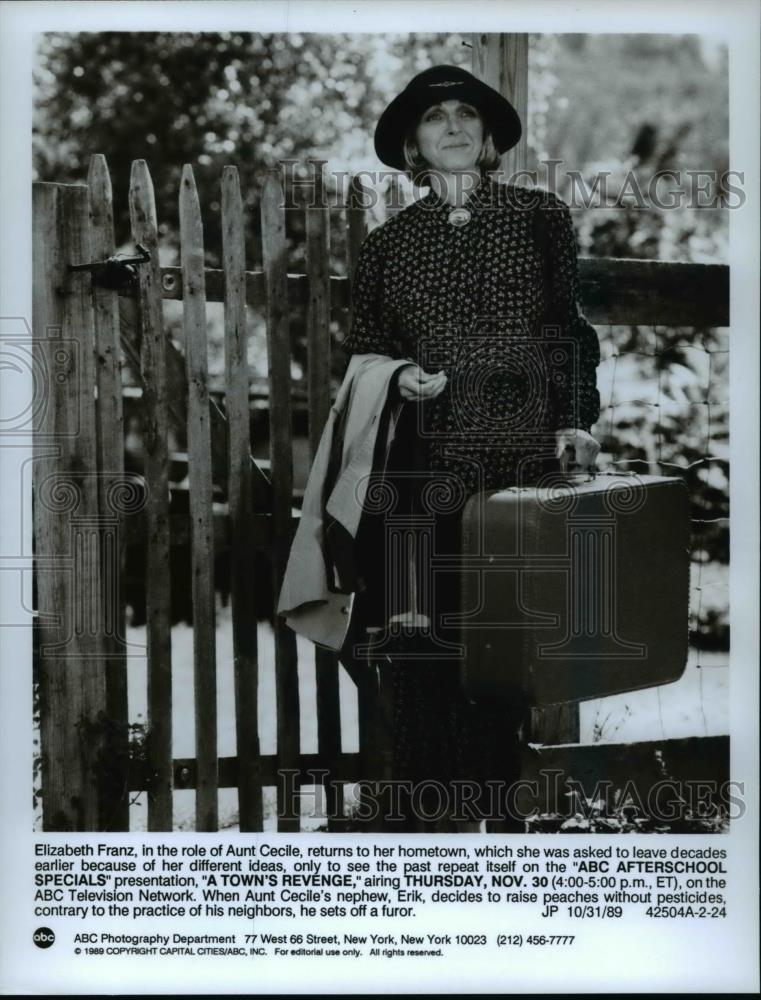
xmin=555 ymin=427 xmax=600 ymax=473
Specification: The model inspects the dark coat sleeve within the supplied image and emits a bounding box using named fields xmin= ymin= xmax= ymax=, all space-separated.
xmin=540 ymin=194 xmax=601 ymax=433
xmin=342 ymin=226 xmax=400 ymax=358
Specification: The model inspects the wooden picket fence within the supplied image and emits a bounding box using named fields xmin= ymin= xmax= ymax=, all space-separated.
xmin=33 ymin=155 xmax=430 ymax=833
xmin=34 ymin=157 xmax=350 ymax=833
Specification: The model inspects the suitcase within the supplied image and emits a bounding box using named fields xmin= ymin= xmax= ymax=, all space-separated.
xmin=459 ymin=473 xmax=691 ymax=705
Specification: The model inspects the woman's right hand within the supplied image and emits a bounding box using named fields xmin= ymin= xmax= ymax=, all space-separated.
xmin=397 ymin=364 xmax=447 ymax=402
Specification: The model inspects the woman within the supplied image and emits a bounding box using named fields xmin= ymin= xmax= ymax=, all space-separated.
xmin=342 ymin=65 xmax=601 ymax=831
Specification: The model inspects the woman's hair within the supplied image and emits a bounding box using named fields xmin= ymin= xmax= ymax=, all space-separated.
xmin=402 ymin=122 xmax=501 ymax=185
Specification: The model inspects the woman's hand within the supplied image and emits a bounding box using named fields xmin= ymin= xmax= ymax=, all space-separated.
xmin=397 ymin=364 xmax=447 ymax=402
xmin=555 ymin=427 xmax=600 ymax=473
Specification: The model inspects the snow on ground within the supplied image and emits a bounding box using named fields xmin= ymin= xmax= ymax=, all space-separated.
xmin=124 ymin=600 xmax=728 ymax=832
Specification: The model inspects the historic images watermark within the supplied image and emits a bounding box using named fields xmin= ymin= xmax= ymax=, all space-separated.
xmin=278 ymin=769 xmax=745 ymax=827
xmin=279 ymin=158 xmax=746 ymax=210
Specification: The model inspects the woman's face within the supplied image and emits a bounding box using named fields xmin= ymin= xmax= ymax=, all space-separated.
xmin=414 ymin=99 xmax=484 ymax=173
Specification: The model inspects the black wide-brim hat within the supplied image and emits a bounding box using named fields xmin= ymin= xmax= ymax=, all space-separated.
xmin=374 ymin=64 xmax=522 ymax=170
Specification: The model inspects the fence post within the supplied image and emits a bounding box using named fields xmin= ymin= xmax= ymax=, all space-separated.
xmin=221 ymin=165 xmax=264 ymax=832
xmin=180 ymin=164 xmax=219 ymax=832
xmin=33 ymin=181 xmax=109 ymax=830
xmin=87 ymin=155 xmax=130 ymax=831
xmin=471 ymin=32 xmax=529 ymax=182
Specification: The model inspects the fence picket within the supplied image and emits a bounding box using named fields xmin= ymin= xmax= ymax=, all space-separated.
xmin=221 ymin=165 xmax=263 ymax=832
xmin=33 ymin=182 xmax=108 ymax=830
xmin=179 ymin=164 xmax=219 ymax=831
xmin=306 ymin=166 xmax=343 ymax=828
xmin=261 ymin=169 xmax=301 ymax=832
xmin=87 ymin=154 xmax=130 ymax=831
xmin=129 ymin=160 xmax=173 ymax=831
xmin=383 ymin=174 xmax=404 ymax=219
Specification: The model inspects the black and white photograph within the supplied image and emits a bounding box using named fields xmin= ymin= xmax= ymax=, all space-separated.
xmin=1 ymin=0 xmax=758 ymax=994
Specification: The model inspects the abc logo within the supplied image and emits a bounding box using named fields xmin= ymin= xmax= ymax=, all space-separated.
xmin=33 ymin=927 xmax=55 ymax=949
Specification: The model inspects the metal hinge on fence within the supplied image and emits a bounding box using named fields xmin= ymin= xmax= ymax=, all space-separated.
xmin=69 ymin=243 xmax=151 ymax=291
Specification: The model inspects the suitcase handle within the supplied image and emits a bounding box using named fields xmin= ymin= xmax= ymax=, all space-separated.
xmin=559 ymin=445 xmax=597 ymax=483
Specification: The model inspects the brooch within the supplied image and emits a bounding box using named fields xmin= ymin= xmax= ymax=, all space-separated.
xmin=447 ymin=207 xmax=472 ymax=227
